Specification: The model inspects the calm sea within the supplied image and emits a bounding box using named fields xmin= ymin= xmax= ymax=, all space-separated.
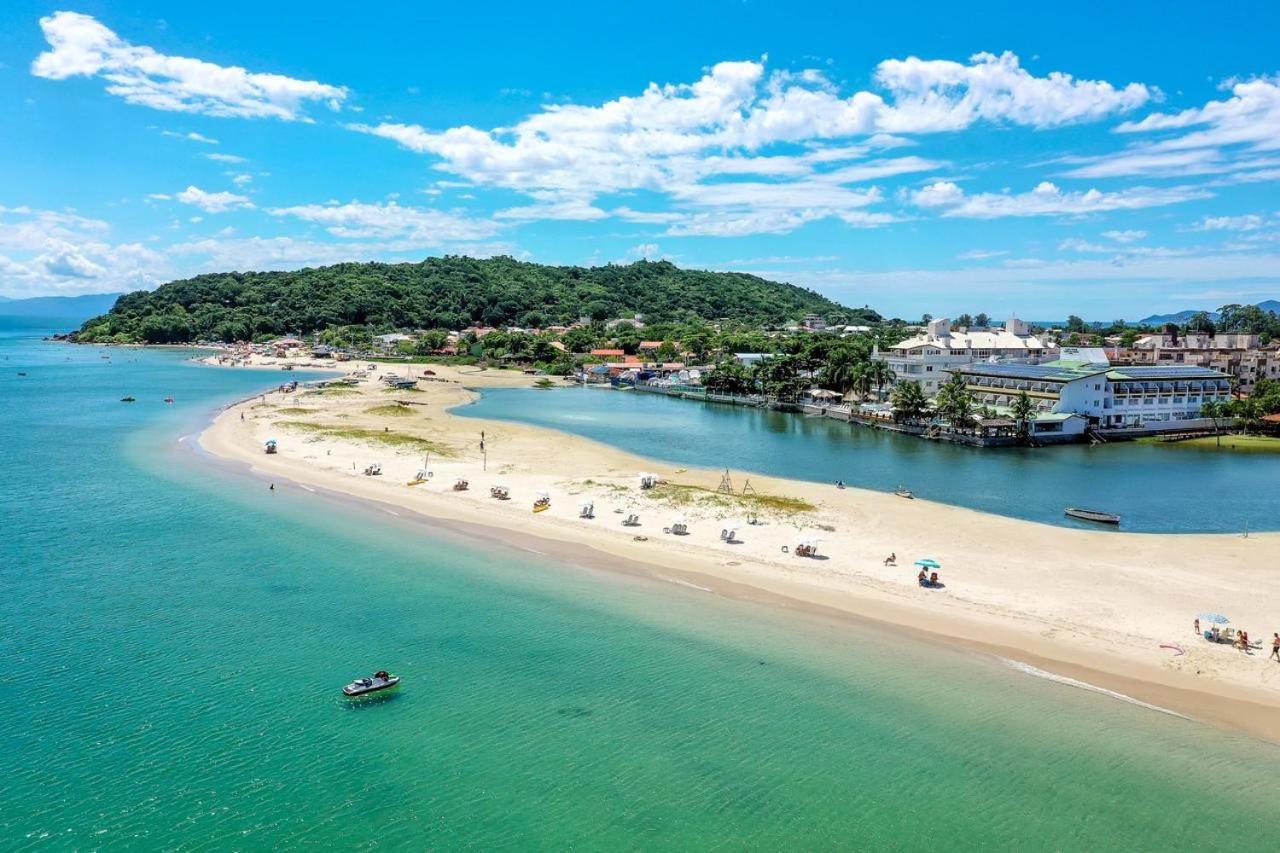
xmin=459 ymin=385 xmax=1280 ymax=533
xmin=3 ymin=329 xmax=1278 ymax=849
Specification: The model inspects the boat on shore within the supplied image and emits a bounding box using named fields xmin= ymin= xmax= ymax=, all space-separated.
xmin=894 ymin=486 xmax=914 ymax=499
xmin=343 ymin=670 xmax=400 ymax=697
xmin=1064 ymin=507 xmax=1121 ymax=525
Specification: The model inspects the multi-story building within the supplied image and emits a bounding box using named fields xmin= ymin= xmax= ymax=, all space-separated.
xmin=1126 ymin=327 xmax=1280 ymax=395
xmin=875 ymin=317 xmax=1056 ymax=395
xmin=955 ymin=349 xmax=1232 ymax=438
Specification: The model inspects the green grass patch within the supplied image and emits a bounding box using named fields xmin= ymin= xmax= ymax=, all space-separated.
xmin=274 ymin=420 xmax=454 ymax=455
xmin=1144 ymin=433 xmax=1280 ymax=453
xmin=649 ymin=482 xmax=814 ymax=514
xmin=303 ymin=387 xmax=361 ymax=397
xmin=364 ymin=404 xmax=414 ymax=417
xmin=275 ymin=407 xmax=316 ymax=415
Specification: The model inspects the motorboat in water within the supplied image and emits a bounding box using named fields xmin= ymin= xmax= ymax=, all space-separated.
xmin=1064 ymin=507 xmax=1121 ymax=525
xmin=343 ymin=670 xmax=400 ymax=697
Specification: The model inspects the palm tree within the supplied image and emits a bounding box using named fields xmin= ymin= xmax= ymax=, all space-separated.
xmin=934 ymin=373 xmax=975 ymax=429
xmin=866 ymin=359 xmax=896 ymax=400
xmin=1011 ymin=391 xmax=1035 ymax=438
xmin=848 ymin=361 xmax=874 ymax=401
xmin=891 ymin=380 xmax=929 ymax=422
xmin=819 ymin=346 xmax=862 ymax=394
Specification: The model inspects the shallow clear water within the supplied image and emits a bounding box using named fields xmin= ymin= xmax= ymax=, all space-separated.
xmin=458 ymin=385 xmax=1280 ymax=533
xmin=4 ymin=331 xmax=1279 ymax=849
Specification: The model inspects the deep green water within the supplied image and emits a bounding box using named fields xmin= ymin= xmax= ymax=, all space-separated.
xmin=459 ymin=385 xmax=1280 ymax=533
xmin=3 ymin=330 xmax=1280 ymax=849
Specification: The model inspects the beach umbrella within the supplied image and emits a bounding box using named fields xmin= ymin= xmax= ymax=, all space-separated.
xmin=1197 ymin=613 xmax=1229 ymax=624
xmin=914 ymin=558 xmax=941 ymax=569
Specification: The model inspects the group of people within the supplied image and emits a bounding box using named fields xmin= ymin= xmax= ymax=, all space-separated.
xmin=918 ymin=568 xmax=941 ymax=588
xmin=1194 ymin=618 xmax=1280 ymax=660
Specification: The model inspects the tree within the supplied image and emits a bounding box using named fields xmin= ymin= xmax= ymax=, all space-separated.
xmin=974 ymin=312 xmax=990 ymax=328
xmin=1186 ymin=311 xmax=1216 ymax=336
xmin=866 ymin=359 xmax=896 ymax=399
xmin=1065 ymin=315 xmax=1088 ymax=333
xmin=934 ymin=373 xmax=976 ymax=428
xmin=1011 ymin=391 xmax=1035 ymax=438
xmin=890 ymin=381 xmax=929 ymax=422
xmin=705 ymin=358 xmax=753 ymax=395
xmin=955 ymin=313 xmax=974 ymax=328
xmin=819 ymin=343 xmax=870 ymax=393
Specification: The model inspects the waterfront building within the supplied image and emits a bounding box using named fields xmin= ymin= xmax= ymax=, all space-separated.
xmin=1125 ymin=327 xmax=1280 ymax=396
xmin=955 ymin=349 xmax=1231 ymax=436
xmin=875 ymin=317 xmax=1056 ymax=395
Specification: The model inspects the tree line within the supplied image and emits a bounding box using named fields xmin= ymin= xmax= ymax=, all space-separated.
xmin=74 ymin=256 xmax=880 ymax=344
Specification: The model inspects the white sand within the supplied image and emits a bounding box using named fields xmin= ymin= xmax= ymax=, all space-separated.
xmin=198 ymin=360 xmax=1280 ymax=740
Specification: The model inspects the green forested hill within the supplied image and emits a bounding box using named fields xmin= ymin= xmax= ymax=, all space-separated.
xmin=76 ymin=256 xmax=871 ymax=343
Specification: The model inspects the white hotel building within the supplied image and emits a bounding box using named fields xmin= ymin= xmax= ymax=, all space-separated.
xmin=955 ymin=349 xmax=1232 ymax=437
xmin=874 ymin=317 xmax=1056 ymax=395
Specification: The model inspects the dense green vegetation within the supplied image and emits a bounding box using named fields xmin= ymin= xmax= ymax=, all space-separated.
xmin=75 ymin=256 xmax=874 ymax=344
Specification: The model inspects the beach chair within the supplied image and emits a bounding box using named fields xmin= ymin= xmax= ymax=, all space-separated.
xmin=622 ymin=514 xmax=640 ymax=527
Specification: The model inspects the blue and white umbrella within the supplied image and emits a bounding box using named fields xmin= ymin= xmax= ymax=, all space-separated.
xmin=1197 ymin=613 xmax=1229 ymax=624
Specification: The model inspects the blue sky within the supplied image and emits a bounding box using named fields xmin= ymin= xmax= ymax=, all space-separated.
xmin=3 ymin=2 xmax=1279 ymax=319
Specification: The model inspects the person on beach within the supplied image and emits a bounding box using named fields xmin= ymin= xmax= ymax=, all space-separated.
xmin=1271 ymin=634 xmax=1279 ymax=662
xmin=1194 ymin=617 xmax=1200 ymax=636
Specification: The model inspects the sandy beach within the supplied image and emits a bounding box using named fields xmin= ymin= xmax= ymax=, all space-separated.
xmin=198 ymin=357 xmax=1280 ymax=741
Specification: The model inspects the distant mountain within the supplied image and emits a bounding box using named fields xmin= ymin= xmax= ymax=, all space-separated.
xmin=1137 ymin=299 xmax=1278 ymax=327
xmin=0 ymin=292 xmax=122 ymax=323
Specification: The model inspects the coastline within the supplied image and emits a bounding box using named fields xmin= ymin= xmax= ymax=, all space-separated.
xmin=195 ymin=358 xmax=1280 ymax=743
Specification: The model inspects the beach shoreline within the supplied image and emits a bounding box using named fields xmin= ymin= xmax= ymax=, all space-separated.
xmin=195 ymin=357 xmax=1280 ymax=742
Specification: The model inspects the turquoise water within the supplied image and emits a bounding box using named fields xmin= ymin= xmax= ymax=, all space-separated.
xmin=3 ymin=329 xmax=1280 ymax=849
xmin=459 ymin=386 xmax=1280 ymax=533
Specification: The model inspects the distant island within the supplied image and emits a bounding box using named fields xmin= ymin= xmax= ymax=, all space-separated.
xmin=0 ymin=292 xmax=123 ymax=326
xmin=73 ymin=257 xmax=877 ymax=344
xmin=1137 ymin=300 xmax=1280 ymax=327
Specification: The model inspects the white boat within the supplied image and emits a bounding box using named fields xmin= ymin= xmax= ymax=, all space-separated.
xmin=1065 ymin=507 xmax=1121 ymax=525
xmin=342 ymin=670 xmax=400 ymax=697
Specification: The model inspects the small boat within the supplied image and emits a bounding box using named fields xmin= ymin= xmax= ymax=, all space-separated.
xmin=164 ymin=395 xmax=174 ymax=404
xmin=342 ymin=670 xmax=400 ymax=697
xmin=1065 ymin=507 xmax=1121 ymax=525
xmin=894 ymin=487 xmax=914 ymax=499
xmin=16 ymin=372 xmax=26 ymax=376
xmin=120 ymin=396 xmax=136 ymax=403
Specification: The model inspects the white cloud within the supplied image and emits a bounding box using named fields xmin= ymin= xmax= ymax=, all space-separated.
xmin=32 ymin=11 xmax=347 ymax=120
xmin=347 ymin=53 xmax=1149 ymax=235
xmin=204 ymin=152 xmax=246 ymax=164
xmin=0 ymin=204 xmax=168 ymax=296
xmin=1070 ymin=76 xmax=1280 ymax=180
xmin=168 ymin=234 xmax=518 ymax=273
xmin=957 ymin=248 xmax=1009 ymax=260
xmin=1116 ymin=75 xmax=1280 ymax=153
xmin=1187 ymin=214 xmax=1264 ymax=232
xmin=267 ymin=200 xmax=500 ymax=242
xmin=1057 ymin=238 xmax=1193 ymax=257
xmin=911 ymin=180 xmax=1209 ymax=218
xmin=1102 ymin=229 xmax=1146 ymax=242
xmin=176 ymin=185 xmax=255 ymax=213
xmin=161 ymin=129 xmax=218 ymax=144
